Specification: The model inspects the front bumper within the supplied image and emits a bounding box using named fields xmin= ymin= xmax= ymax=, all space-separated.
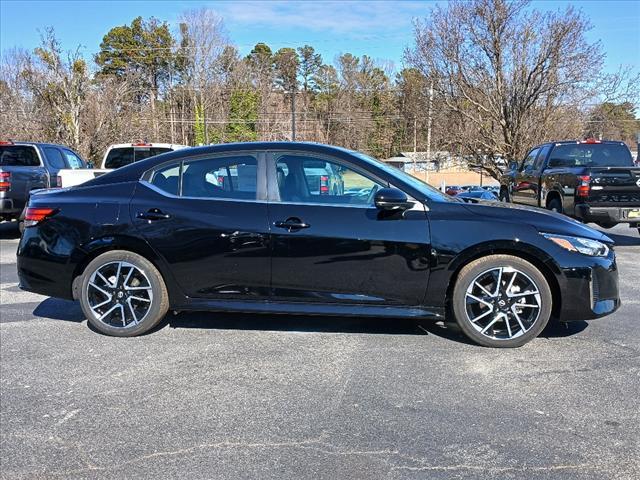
xmin=555 ymin=249 xmax=620 ymax=322
xmin=575 ymin=204 xmax=640 ymax=226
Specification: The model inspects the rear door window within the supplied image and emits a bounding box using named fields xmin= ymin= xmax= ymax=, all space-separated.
xmin=0 ymin=145 xmax=40 ymax=166
xmin=181 ymin=155 xmax=258 ymax=200
xmin=151 ymin=163 xmax=181 ymax=196
xmin=43 ymin=147 xmax=66 ymax=169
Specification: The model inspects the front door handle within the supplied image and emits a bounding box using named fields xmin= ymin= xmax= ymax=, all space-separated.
xmin=137 ymin=208 xmax=171 ymax=221
xmin=274 ymin=217 xmax=310 ymax=232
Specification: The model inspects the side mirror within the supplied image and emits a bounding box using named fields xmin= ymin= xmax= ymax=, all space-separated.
xmin=374 ymin=188 xmax=414 ymax=211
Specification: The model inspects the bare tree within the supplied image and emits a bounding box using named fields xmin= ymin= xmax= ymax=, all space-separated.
xmin=23 ymin=28 xmax=89 ymax=151
xmin=407 ymin=0 xmax=602 ymax=177
xmin=178 ymin=8 xmax=229 ymax=144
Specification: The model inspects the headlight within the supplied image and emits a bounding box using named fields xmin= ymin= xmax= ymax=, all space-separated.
xmin=542 ymin=233 xmax=609 ymax=257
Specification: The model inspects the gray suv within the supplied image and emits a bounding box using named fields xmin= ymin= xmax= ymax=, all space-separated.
xmin=0 ymin=141 xmax=87 ymax=224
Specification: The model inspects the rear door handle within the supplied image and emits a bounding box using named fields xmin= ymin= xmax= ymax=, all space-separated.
xmin=137 ymin=208 xmax=171 ymax=221
xmin=274 ymin=218 xmax=310 ymax=231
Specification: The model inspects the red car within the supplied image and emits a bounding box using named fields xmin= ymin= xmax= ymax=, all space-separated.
xmin=445 ymin=185 xmax=464 ymax=196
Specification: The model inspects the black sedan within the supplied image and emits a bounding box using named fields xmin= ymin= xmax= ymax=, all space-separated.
xmin=17 ymin=142 xmax=620 ymax=347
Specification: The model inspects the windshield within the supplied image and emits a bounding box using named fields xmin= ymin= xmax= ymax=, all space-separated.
xmin=104 ymin=147 xmax=173 ymax=169
xmin=549 ymin=143 xmax=633 ymax=168
xmin=352 ymin=151 xmax=454 ymax=202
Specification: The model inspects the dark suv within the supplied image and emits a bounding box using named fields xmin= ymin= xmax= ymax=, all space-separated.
xmin=499 ymin=140 xmax=640 ymax=234
xmin=0 ymin=141 xmax=87 ymax=224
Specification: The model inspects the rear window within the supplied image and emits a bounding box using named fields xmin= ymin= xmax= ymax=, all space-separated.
xmin=0 ymin=145 xmax=40 ymax=167
xmin=104 ymin=147 xmax=173 ymax=169
xmin=549 ymin=144 xmax=633 ymax=168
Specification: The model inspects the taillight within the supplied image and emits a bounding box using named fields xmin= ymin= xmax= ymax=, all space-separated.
xmin=24 ymin=207 xmax=58 ymax=227
xmin=0 ymin=172 xmax=10 ymax=192
xmin=577 ymin=175 xmax=591 ymax=197
xmin=320 ymin=175 xmax=329 ymax=194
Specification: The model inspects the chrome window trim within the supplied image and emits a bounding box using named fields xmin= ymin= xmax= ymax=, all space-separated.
xmin=143 ymin=149 xmax=265 ymax=202
xmin=140 ymin=180 xmax=267 ymax=204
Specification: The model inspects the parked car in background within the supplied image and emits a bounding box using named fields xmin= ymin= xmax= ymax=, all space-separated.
xmin=456 ymin=189 xmax=499 ymax=202
xmin=461 ymin=185 xmax=485 ymax=192
xmin=18 ymin=142 xmax=619 ymax=348
xmin=482 ymin=185 xmax=500 ymax=195
xmin=58 ymin=142 xmax=189 ymax=188
xmin=0 ymin=141 xmax=88 ymax=225
xmin=445 ymin=185 xmax=464 ymax=196
xmin=500 ymin=139 xmax=640 ymax=235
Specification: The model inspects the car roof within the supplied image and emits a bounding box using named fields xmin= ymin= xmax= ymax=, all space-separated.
xmin=542 ymin=140 xmax=628 ymax=147
xmin=88 ymin=142 xmax=369 ymax=186
xmin=105 ymin=143 xmax=189 ymax=149
xmin=1 ymin=141 xmax=74 ymax=149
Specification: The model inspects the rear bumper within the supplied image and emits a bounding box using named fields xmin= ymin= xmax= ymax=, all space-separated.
xmin=556 ymin=250 xmax=620 ymax=322
xmin=0 ymin=198 xmax=23 ymax=217
xmin=17 ymin=226 xmax=76 ymax=300
xmin=575 ymin=204 xmax=640 ymax=226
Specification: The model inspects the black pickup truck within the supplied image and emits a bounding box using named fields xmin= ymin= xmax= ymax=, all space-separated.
xmin=499 ymin=140 xmax=640 ymax=234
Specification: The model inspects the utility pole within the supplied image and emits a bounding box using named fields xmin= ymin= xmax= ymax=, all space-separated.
xmin=425 ymin=80 xmax=434 ymax=184
xmin=291 ymin=90 xmax=296 ymax=141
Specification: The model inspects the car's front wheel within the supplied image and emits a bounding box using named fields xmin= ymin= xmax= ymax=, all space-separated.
xmin=79 ymin=250 xmax=169 ymax=337
xmin=452 ymin=254 xmax=552 ymax=348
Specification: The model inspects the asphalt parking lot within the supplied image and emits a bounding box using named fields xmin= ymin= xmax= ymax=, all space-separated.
xmin=1 ymin=222 xmax=639 ymax=480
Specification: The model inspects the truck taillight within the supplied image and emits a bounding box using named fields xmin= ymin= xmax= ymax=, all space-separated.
xmin=320 ymin=175 xmax=329 ymax=194
xmin=24 ymin=207 xmax=58 ymax=227
xmin=0 ymin=172 xmax=10 ymax=192
xmin=577 ymin=175 xmax=591 ymax=197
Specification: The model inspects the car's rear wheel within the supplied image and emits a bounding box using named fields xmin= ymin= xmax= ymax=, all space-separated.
xmin=452 ymin=254 xmax=552 ymax=348
xmin=79 ymin=250 xmax=169 ymax=337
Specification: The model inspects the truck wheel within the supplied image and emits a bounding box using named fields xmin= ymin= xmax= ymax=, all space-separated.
xmin=547 ymin=197 xmax=563 ymax=214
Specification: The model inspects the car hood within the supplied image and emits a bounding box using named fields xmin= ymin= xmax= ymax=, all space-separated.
xmin=461 ymin=201 xmax=613 ymax=243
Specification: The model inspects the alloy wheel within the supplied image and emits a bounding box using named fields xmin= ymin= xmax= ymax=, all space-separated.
xmin=86 ymin=261 xmax=153 ymax=328
xmin=464 ymin=266 xmax=542 ymax=340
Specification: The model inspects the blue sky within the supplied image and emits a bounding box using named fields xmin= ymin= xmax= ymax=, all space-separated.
xmin=1 ymin=0 xmax=638 ymax=74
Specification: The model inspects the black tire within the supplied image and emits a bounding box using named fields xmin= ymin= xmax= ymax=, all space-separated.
xmin=452 ymin=254 xmax=552 ymax=348
xmin=79 ymin=250 xmax=169 ymax=337
xmin=499 ymin=187 xmax=510 ymax=202
xmin=547 ymin=197 xmax=563 ymax=214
